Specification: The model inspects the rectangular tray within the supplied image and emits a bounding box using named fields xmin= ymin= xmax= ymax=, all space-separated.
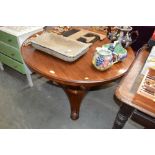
xmin=137 ymin=68 xmax=155 ymax=101
xmin=31 ymin=32 xmax=91 ymax=62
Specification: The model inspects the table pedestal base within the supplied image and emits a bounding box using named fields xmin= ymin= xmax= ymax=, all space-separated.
xmin=63 ymin=88 xmax=87 ymax=120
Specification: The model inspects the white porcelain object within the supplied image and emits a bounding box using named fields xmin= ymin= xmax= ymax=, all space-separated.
xmin=31 ymin=32 xmax=91 ymax=62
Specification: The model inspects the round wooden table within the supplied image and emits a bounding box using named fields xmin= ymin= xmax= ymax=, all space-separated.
xmin=21 ymin=30 xmax=135 ymax=120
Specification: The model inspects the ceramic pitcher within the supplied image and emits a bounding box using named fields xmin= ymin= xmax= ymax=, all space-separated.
xmin=107 ymin=26 xmax=138 ymax=48
xmin=92 ymin=47 xmax=113 ymax=71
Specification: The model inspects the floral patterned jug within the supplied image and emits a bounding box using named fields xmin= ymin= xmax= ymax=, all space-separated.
xmin=92 ymin=47 xmax=113 ymax=71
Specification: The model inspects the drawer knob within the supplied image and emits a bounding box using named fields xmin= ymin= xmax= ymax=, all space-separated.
xmin=11 ymin=53 xmax=15 ymax=57
xmin=8 ymin=39 xmax=12 ymax=42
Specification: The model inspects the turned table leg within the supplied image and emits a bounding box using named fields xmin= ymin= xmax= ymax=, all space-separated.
xmin=112 ymin=104 xmax=135 ymax=129
xmin=63 ymin=88 xmax=87 ymax=120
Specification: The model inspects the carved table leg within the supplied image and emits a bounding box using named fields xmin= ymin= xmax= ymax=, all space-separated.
xmin=63 ymin=88 xmax=87 ymax=120
xmin=112 ymin=104 xmax=135 ymax=129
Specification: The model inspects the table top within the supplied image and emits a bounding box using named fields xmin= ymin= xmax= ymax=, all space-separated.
xmin=21 ymin=29 xmax=135 ymax=88
xmin=115 ymin=47 xmax=155 ymax=117
xmin=0 ymin=26 xmax=43 ymax=36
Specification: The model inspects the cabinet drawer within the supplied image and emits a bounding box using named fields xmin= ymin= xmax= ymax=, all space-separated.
xmin=0 ymin=53 xmax=26 ymax=74
xmin=0 ymin=41 xmax=23 ymax=63
xmin=0 ymin=31 xmax=18 ymax=48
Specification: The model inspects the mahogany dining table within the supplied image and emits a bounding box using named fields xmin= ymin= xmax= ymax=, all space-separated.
xmin=21 ymin=28 xmax=135 ymax=120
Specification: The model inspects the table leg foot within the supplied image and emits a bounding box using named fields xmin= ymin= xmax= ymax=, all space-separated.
xmin=0 ymin=62 xmax=4 ymax=71
xmin=26 ymin=72 xmax=33 ymax=87
xmin=71 ymin=112 xmax=79 ymax=120
xmin=63 ymin=88 xmax=87 ymax=120
xmin=112 ymin=104 xmax=134 ymax=129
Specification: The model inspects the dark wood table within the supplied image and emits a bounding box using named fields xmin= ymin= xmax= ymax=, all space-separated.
xmin=113 ymin=46 xmax=155 ymax=129
xmin=21 ymin=29 xmax=135 ymax=120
